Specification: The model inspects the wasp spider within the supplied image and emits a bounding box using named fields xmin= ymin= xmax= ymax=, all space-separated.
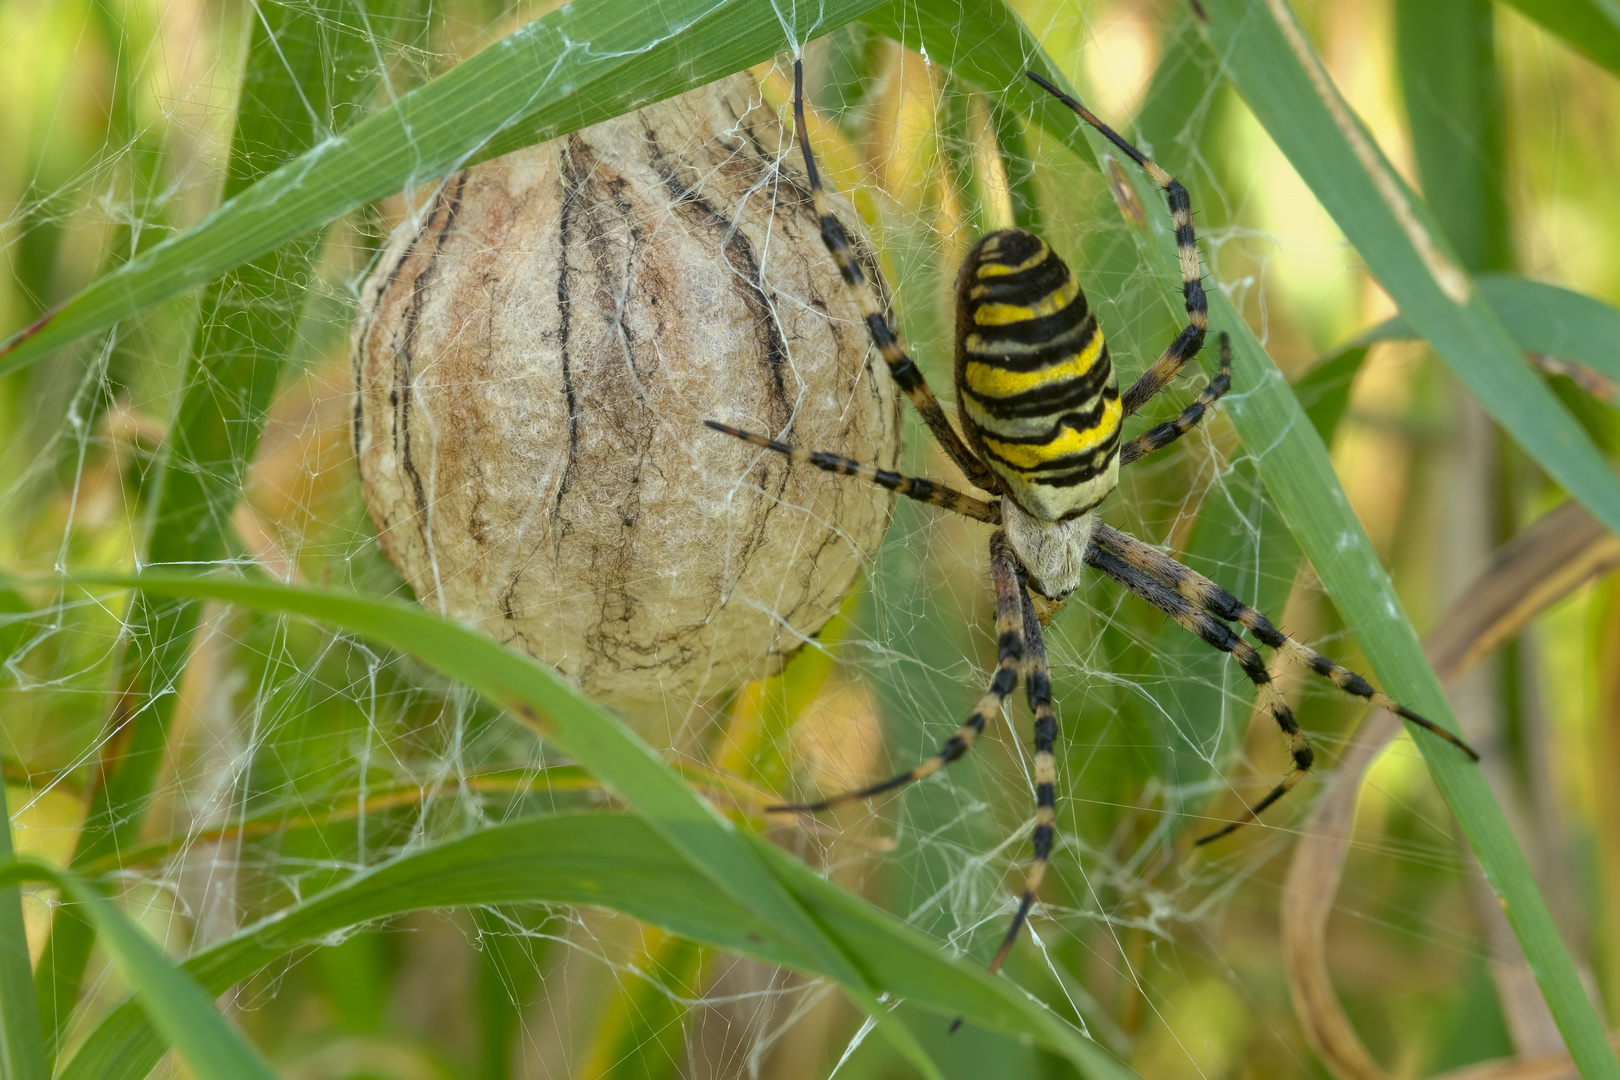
xmin=707 ymin=62 xmax=1480 ymax=977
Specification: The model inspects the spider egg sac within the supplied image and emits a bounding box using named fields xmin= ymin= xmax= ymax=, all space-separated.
xmin=353 ymin=72 xmax=901 ymax=707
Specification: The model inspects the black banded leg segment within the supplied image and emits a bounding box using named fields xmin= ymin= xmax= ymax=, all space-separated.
xmin=1091 ymin=522 xmax=1479 ymax=761
xmin=703 ymin=421 xmax=1002 ymax=525
xmin=1120 ymin=332 xmax=1233 ymax=467
xmin=1025 ymin=72 xmax=1208 ymax=418
xmin=791 ymin=61 xmax=1001 ymax=494
xmin=1084 ymin=545 xmax=1312 ymax=843
xmin=988 ymin=584 xmax=1059 ymax=978
xmin=769 ymin=531 xmax=1024 ymax=814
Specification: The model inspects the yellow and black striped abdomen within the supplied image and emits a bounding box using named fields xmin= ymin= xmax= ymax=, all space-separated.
xmin=953 ymin=230 xmax=1121 ymax=521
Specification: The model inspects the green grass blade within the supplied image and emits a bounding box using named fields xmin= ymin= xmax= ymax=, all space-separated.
xmin=0 ymin=859 xmax=278 ymax=1080
xmin=1396 ymin=0 xmax=1512 ymax=274
xmin=1475 ymin=276 xmax=1620 ymax=380
xmin=0 ymin=0 xmax=892 ymax=376
xmin=31 ymin=573 xmax=1108 ymax=1080
xmin=1201 ymin=0 xmax=1620 ymax=544
xmin=1360 ymin=273 xmax=1620 ymax=383
xmin=31 ymin=573 xmax=1137 ymax=1079
xmin=1494 ymin=0 xmax=1620 ymax=78
xmin=1156 ymin=2 xmax=1618 ymax=1072
xmin=0 ymin=775 xmax=47 ymax=1080
xmin=1399 ymin=0 xmax=1509 ymax=275
xmin=866 ymin=0 xmax=1616 ymax=1071
xmin=59 ymin=812 xmax=1137 ymax=1080
xmin=1332 ymin=273 xmax=1620 ymax=450
xmin=1205 ymin=332 xmax=1616 ymax=1070
xmin=33 ymin=0 xmax=417 ymax=1050
xmin=1172 ymin=295 xmax=1620 ymax=1074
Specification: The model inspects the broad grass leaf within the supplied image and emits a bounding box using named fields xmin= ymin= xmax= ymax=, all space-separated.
xmin=1495 ymin=0 xmax=1620 ymax=78
xmin=35 ymin=572 xmax=1137 ymax=1080
xmin=1395 ymin=0 xmax=1512 ymax=274
xmin=874 ymin=0 xmax=1616 ymax=1071
xmin=1361 ymin=274 xmax=1620 ymax=384
xmin=62 ymin=812 xmax=1137 ymax=1080
xmin=0 ymin=0 xmax=892 ymax=375
xmin=1 ymin=859 xmax=279 ymax=1080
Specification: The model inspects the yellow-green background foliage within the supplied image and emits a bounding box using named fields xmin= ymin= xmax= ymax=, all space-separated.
xmin=2 ymin=0 xmax=1619 ymax=1077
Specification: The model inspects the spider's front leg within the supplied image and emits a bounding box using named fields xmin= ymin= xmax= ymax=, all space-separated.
xmin=1027 ymin=71 xmax=1209 ymax=419
xmin=790 ymin=60 xmax=1000 ymax=495
xmin=1119 ymin=332 xmax=1234 ymax=467
xmin=702 ymin=421 xmax=1001 ymax=524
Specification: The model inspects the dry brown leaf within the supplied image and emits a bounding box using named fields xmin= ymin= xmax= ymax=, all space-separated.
xmin=1282 ymin=500 xmax=1620 ymax=1080
xmin=1427 ymin=1032 xmax=1620 ymax=1080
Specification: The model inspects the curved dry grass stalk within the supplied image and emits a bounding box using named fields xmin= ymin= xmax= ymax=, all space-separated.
xmin=1282 ymin=499 xmax=1620 ymax=1080
xmin=1429 ymin=1033 xmax=1620 ymax=1080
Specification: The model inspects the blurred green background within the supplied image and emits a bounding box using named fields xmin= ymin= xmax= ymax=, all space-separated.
xmin=3 ymin=0 xmax=1620 ymax=1076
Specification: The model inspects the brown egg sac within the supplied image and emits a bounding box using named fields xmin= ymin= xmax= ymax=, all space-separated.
xmin=353 ymin=72 xmax=901 ymax=707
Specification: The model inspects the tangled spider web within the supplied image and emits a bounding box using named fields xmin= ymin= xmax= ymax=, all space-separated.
xmin=0 ymin=0 xmax=1532 ymax=1075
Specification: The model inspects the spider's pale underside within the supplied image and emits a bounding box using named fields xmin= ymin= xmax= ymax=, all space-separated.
xmin=708 ymin=60 xmax=1480 ymax=978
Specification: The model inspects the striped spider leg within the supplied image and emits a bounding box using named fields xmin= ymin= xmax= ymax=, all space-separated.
xmin=789 ymin=62 xmax=1001 ymax=497
xmin=1088 ymin=523 xmax=1479 ymax=843
xmin=707 ymin=57 xmax=1479 ymax=996
xmin=994 ymin=583 xmax=1060 ymax=974
xmin=1025 ymin=71 xmax=1209 ymax=421
xmin=1120 ymin=333 xmax=1234 ymax=467
xmin=768 ymin=531 xmax=1028 ymax=816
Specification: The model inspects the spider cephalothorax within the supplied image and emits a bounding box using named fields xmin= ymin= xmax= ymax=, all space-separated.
xmin=707 ymin=59 xmax=1479 ymax=979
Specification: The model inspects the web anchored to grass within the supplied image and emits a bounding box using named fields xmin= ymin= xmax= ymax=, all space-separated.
xmin=1 ymin=1 xmax=1620 ymax=1079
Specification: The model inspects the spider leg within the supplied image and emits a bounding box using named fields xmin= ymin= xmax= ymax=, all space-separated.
xmin=1119 ymin=332 xmax=1233 ymax=467
xmin=1084 ymin=544 xmax=1312 ymax=843
xmin=1026 ymin=72 xmax=1208 ymax=419
xmin=791 ymin=61 xmax=1001 ymax=494
xmin=704 ymin=421 xmax=1001 ymax=525
xmin=1092 ymin=522 xmax=1480 ymax=764
xmin=989 ymin=583 xmax=1059 ymax=977
xmin=770 ymin=531 xmax=1023 ymax=813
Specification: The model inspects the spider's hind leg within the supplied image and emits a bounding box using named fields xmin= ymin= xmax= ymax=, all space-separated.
xmin=1088 ymin=522 xmax=1480 ymax=843
xmin=1093 ymin=522 xmax=1479 ymax=762
xmin=769 ymin=531 xmax=1024 ymax=814
xmin=1084 ymin=544 xmax=1313 ymax=843
xmin=988 ymin=582 xmax=1061 ymax=977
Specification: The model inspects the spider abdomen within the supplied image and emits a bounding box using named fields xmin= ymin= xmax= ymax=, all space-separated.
xmin=953 ymin=230 xmax=1122 ymax=522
